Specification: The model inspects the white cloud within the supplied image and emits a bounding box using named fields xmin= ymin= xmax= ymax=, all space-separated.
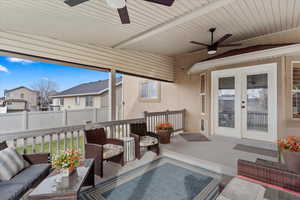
xmin=0 ymin=65 xmax=9 ymax=73
xmin=7 ymin=57 xmax=34 ymax=64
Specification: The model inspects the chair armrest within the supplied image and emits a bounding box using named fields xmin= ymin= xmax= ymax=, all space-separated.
xmin=106 ymin=139 xmax=124 ymax=146
xmin=147 ymin=131 xmax=160 ymax=140
xmin=23 ymin=153 xmax=50 ymax=164
xmin=85 ymin=143 xmax=103 ymax=160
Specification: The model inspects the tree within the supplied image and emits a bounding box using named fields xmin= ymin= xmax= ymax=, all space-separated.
xmin=31 ymin=78 xmax=58 ymax=109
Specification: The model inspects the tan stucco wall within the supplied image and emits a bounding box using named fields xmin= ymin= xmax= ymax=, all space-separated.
xmin=123 ymin=66 xmax=202 ymax=132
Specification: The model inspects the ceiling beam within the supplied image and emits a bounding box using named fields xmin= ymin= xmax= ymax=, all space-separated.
xmin=113 ymin=0 xmax=237 ymax=49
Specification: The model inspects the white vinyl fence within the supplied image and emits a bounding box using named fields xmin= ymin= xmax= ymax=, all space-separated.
xmin=0 ymin=108 xmax=110 ymax=134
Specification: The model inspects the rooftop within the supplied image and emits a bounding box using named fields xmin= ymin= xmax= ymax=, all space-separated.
xmin=52 ymin=77 xmax=122 ymax=97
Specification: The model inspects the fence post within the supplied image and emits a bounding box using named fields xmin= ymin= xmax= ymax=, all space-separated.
xmin=62 ymin=110 xmax=67 ymax=126
xmin=23 ymin=111 xmax=28 ymax=130
xmin=93 ymin=108 xmax=97 ymax=123
xmin=182 ymin=109 xmax=186 ymax=132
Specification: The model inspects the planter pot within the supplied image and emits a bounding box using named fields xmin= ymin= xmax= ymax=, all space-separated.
xmin=61 ymin=167 xmax=76 ymax=177
xmin=157 ymin=130 xmax=172 ymax=144
xmin=282 ymin=151 xmax=300 ymax=174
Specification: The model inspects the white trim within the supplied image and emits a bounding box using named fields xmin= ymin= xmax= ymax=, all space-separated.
xmin=189 ymin=44 xmax=300 ymax=74
xmin=113 ymin=0 xmax=237 ymax=48
xmin=211 ymin=63 xmax=278 ymax=142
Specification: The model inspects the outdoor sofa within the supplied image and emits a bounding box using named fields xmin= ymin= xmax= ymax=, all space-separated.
xmin=0 ymin=141 xmax=50 ymax=200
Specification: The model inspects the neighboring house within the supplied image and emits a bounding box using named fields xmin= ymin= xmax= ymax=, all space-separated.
xmin=51 ymin=78 xmax=123 ymax=119
xmin=4 ymin=86 xmax=39 ymax=112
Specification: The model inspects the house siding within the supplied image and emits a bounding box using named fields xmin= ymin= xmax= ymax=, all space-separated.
xmin=5 ymin=87 xmax=38 ymax=111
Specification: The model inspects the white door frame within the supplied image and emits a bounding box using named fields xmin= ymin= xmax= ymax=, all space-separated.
xmin=211 ymin=63 xmax=278 ymax=142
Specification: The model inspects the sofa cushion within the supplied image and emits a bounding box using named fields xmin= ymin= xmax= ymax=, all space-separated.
xmin=9 ymin=163 xmax=50 ymax=190
xmin=103 ymin=144 xmax=123 ymax=159
xmin=0 ymin=182 xmax=27 ymax=200
xmin=140 ymin=136 xmax=158 ymax=147
xmin=0 ymin=148 xmax=28 ymax=181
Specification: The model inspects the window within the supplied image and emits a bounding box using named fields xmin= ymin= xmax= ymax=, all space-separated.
xmin=293 ymin=63 xmax=300 ymax=118
xmin=75 ymin=96 xmax=80 ymax=105
xmin=139 ymin=80 xmax=160 ymax=101
xmin=85 ymin=96 xmax=93 ymax=107
xmin=60 ymin=98 xmax=64 ymax=106
xmin=20 ymin=93 xmax=24 ymax=99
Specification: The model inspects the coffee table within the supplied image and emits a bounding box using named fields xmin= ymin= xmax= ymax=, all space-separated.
xmin=28 ymin=159 xmax=94 ymax=200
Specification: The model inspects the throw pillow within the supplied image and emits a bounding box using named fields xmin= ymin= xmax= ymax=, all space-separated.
xmin=0 ymin=147 xmax=27 ymax=181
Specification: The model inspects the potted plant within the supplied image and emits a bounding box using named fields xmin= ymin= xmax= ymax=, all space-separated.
xmin=51 ymin=149 xmax=81 ymax=177
xmin=277 ymin=136 xmax=300 ymax=173
xmin=156 ymin=122 xmax=174 ymax=144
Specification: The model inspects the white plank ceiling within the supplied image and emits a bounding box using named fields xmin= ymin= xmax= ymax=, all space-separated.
xmin=0 ymin=0 xmax=300 ymax=56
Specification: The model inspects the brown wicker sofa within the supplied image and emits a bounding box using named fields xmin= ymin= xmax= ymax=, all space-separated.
xmin=130 ymin=123 xmax=160 ymax=159
xmin=84 ymin=128 xmax=124 ymax=177
xmin=0 ymin=141 xmax=50 ymax=200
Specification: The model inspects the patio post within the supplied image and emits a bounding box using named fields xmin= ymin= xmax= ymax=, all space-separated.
xmin=109 ymin=69 xmax=116 ymax=121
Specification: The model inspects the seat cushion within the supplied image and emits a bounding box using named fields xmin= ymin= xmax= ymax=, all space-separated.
xmin=103 ymin=144 xmax=123 ymax=159
xmin=0 ymin=182 xmax=27 ymax=200
xmin=9 ymin=163 xmax=51 ymax=190
xmin=139 ymin=136 xmax=158 ymax=147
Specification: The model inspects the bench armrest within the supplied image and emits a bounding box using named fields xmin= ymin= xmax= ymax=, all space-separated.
xmin=23 ymin=153 xmax=50 ymax=164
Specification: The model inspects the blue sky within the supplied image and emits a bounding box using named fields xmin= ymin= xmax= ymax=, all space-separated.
xmin=0 ymin=56 xmax=114 ymax=97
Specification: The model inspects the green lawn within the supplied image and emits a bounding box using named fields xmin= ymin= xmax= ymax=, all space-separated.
xmin=16 ymin=136 xmax=85 ymax=155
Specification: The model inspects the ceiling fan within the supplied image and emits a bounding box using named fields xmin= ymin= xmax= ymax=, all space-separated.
xmin=64 ymin=0 xmax=175 ymax=24
xmin=190 ymin=28 xmax=242 ymax=55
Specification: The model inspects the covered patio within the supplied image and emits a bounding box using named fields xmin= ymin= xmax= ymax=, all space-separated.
xmin=1 ymin=0 xmax=300 ymax=199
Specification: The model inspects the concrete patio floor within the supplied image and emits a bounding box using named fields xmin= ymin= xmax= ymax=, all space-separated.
xmin=95 ymin=134 xmax=278 ymax=185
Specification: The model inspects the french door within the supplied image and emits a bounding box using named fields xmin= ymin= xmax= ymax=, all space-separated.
xmin=212 ymin=63 xmax=277 ymax=142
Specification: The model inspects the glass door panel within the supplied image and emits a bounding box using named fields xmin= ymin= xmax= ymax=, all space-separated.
xmin=246 ymin=74 xmax=268 ymax=132
xmin=218 ymin=77 xmax=235 ymax=128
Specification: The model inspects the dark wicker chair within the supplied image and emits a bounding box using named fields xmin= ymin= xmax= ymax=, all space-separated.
xmin=84 ymin=128 xmax=124 ymax=177
xmin=130 ymin=123 xmax=160 ymax=159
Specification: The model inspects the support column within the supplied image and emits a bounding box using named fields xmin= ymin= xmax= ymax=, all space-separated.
xmin=109 ymin=69 xmax=116 ymax=121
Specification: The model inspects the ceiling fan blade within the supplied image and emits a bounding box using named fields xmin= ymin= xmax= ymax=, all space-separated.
xmin=117 ymin=6 xmax=130 ymax=24
xmin=219 ymin=43 xmax=242 ymax=47
xmin=144 ymin=0 xmax=175 ymax=6
xmin=64 ymin=0 xmax=90 ymax=7
xmin=188 ymin=47 xmax=207 ymax=54
xmin=214 ymin=34 xmax=232 ymax=45
xmin=190 ymin=41 xmax=209 ymax=46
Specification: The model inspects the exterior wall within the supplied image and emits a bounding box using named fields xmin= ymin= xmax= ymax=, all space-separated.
xmin=123 ymin=66 xmax=201 ymax=132
xmin=123 ymin=28 xmax=300 ymax=138
xmin=5 ymin=87 xmax=38 ymax=111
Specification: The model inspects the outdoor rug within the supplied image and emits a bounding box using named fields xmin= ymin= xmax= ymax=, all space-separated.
xmin=180 ymin=133 xmax=210 ymax=142
xmin=233 ymin=144 xmax=278 ymax=158
xmin=80 ymin=157 xmax=220 ymax=200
